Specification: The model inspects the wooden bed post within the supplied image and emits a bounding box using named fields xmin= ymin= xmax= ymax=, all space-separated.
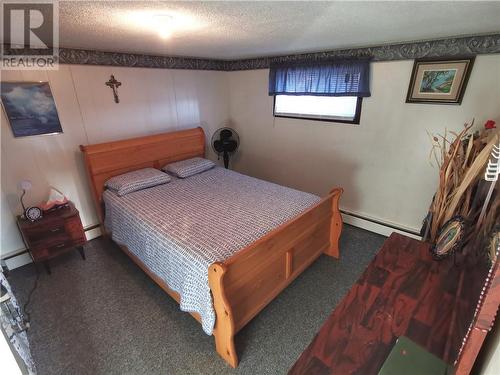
xmin=325 ymin=187 xmax=343 ymax=258
xmin=208 ymin=262 xmax=238 ymax=368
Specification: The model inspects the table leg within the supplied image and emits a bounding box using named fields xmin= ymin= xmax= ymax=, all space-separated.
xmin=77 ymin=246 xmax=86 ymax=260
xmin=43 ymin=261 xmax=51 ymax=275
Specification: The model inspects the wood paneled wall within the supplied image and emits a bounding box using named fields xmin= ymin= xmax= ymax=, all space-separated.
xmin=1 ymin=65 xmax=229 ymax=255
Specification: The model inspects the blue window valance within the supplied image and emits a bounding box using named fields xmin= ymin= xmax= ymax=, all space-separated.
xmin=269 ymin=59 xmax=371 ymax=97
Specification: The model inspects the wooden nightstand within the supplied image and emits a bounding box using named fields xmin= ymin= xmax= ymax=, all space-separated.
xmin=17 ymin=202 xmax=86 ymax=274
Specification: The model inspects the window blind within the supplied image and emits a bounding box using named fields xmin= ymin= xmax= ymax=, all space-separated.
xmin=269 ymin=59 xmax=371 ymax=97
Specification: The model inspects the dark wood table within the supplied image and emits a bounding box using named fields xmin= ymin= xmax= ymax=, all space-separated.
xmin=289 ymin=233 xmax=490 ymax=375
xmin=17 ymin=202 xmax=87 ymax=274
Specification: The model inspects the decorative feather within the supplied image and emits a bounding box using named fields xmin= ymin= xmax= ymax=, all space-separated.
xmin=444 ymin=135 xmax=498 ymax=223
xmin=426 ymin=120 xmax=499 ymax=244
xmin=476 ymin=140 xmax=500 ymax=228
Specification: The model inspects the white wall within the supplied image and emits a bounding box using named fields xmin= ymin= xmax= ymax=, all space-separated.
xmin=1 ymin=65 xmax=229 ymax=257
xmin=2 ymin=56 xmax=499 ymax=257
xmin=1 ymin=55 xmax=499 ymax=370
xmin=1 ymin=187 xmax=23 ymax=257
xmin=227 ymin=55 xmax=500 ymax=232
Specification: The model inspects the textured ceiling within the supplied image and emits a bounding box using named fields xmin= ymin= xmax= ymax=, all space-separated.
xmin=57 ymin=1 xmax=500 ymax=59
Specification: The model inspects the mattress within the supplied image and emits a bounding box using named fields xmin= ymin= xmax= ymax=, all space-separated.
xmin=103 ymin=167 xmax=320 ymax=334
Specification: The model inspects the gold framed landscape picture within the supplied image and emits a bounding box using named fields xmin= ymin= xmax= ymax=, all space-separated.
xmin=406 ymin=57 xmax=475 ymax=104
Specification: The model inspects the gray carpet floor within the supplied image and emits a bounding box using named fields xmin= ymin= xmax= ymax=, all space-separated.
xmin=8 ymin=224 xmax=385 ymax=375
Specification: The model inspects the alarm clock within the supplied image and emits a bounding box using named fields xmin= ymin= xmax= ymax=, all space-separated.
xmin=25 ymin=206 xmax=43 ymax=222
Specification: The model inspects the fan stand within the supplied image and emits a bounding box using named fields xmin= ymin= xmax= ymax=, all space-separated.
xmin=212 ymin=127 xmax=239 ymax=169
xmin=223 ymin=151 xmax=230 ymax=169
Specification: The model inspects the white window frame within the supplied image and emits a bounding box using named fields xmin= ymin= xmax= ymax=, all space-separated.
xmin=273 ymin=95 xmax=363 ymax=124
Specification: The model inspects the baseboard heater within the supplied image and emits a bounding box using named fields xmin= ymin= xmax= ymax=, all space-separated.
xmin=4 ymin=215 xmax=420 ymax=269
xmin=1 ymin=224 xmax=101 ymax=265
xmin=340 ymin=209 xmax=421 ymax=238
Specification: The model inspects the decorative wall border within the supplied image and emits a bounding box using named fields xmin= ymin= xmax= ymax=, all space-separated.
xmin=4 ymin=34 xmax=500 ymax=71
xmin=58 ymin=48 xmax=228 ymax=71
xmin=2 ymin=47 xmax=228 ymax=71
xmin=228 ymin=34 xmax=500 ymax=71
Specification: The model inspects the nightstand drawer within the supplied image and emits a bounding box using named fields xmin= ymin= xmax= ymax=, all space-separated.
xmin=31 ymin=234 xmax=85 ymax=260
xmin=26 ymin=223 xmax=66 ymax=242
xmin=48 ymin=241 xmax=75 ymax=256
xmin=30 ymin=233 xmax=73 ymax=260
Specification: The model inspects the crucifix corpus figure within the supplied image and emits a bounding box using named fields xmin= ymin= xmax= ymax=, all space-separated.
xmin=105 ymin=75 xmax=122 ymax=103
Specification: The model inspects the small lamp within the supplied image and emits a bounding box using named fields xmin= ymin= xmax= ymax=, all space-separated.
xmin=18 ymin=180 xmax=32 ymax=215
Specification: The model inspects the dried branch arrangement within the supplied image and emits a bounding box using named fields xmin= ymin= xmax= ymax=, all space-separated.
xmin=425 ymin=120 xmax=499 ymax=245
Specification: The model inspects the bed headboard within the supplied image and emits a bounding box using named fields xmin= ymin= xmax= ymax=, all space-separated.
xmin=80 ymin=127 xmax=205 ymax=224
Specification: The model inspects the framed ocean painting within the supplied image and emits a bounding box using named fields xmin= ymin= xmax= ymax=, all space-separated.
xmin=406 ymin=57 xmax=475 ymax=104
xmin=1 ymin=82 xmax=63 ymax=137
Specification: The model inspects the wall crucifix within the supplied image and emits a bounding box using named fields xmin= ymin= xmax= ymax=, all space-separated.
xmin=105 ymin=75 xmax=121 ymax=103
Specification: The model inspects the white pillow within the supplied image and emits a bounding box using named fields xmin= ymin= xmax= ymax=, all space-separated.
xmin=105 ymin=168 xmax=171 ymax=196
xmin=162 ymin=157 xmax=215 ymax=178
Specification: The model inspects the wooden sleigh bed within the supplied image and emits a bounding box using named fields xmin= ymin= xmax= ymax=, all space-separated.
xmin=80 ymin=127 xmax=343 ymax=367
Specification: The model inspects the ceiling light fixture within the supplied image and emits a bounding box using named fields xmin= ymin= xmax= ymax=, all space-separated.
xmin=121 ymin=10 xmax=204 ymax=40
xmin=153 ymin=14 xmax=174 ymax=39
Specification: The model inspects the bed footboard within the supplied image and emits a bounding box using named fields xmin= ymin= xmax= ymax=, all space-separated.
xmin=208 ymin=187 xmax=343 ymax=367
xmin=326 ymin=187 xmax=343 ymax=258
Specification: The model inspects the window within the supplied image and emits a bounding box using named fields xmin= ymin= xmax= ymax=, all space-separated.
xmin=268 ymin=59 xmax=370 ymax=124
xmin=273 ymin=95 xmax=362 ymax=124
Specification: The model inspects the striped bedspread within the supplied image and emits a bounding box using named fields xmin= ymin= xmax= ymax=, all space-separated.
xmin=103 ymin=167 xmax=320 ymax=334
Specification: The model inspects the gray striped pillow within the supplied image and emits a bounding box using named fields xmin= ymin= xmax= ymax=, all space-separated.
xmin=163 ymin=157 xmax=215 ymax=178
xmin=105 ymin=168 xmax=171 ymax=196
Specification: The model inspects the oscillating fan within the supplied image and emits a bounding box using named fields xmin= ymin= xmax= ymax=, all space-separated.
xmin=211 ymin=127 xmax=240 ymax=169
